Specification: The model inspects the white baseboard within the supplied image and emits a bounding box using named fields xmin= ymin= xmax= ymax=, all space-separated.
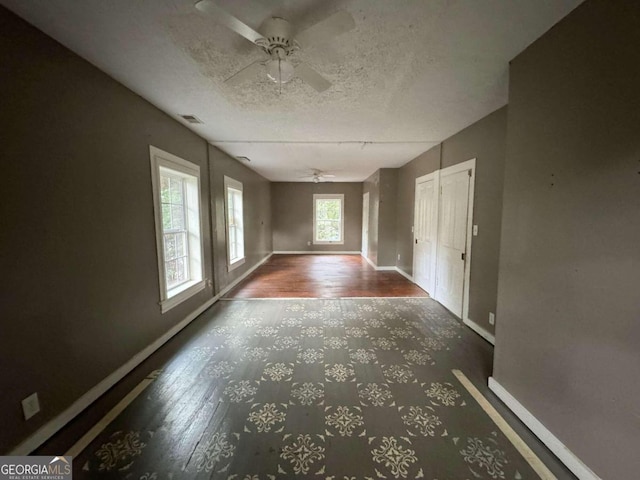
xmin=9 ymin=295 xmax=218 ymax=455
xmin=463 ymin=317 xmax=495 ymax=345
xmin=218 ymin=253 xmax=273 ymax=297
xmin=395 ymin=267 xmax=414 ymax=282
xmin=361 ymin=254 xmax=414 ymax=282
xmin=273 ymin=251 xmax=361 ymax=255
xmin=362 ymin=254 xmax=378 ymax=269
xmin=488 ymin=377 xmax=601 ymax=480
xmin=9 ymin=253 xmax=274 ymax=455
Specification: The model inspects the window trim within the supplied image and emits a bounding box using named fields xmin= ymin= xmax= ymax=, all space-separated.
xmin=224 ymin=175 xmax=246 ymax=271
xmin=150 ymin=146 xmax=205 ymax=313
xmin=313 ymin=193 xmax=345 ymax=245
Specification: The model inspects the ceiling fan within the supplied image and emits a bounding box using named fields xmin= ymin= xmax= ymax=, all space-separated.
xmin=195 ymin=0 xmax=355 ymax=92
xmin=298 ymin=169 xmax=337 ymax=183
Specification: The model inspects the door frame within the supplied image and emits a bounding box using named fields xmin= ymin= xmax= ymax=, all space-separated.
xmin=413 ymin=158 xmax=476 ymax=323
xmin=412 ymin=171 xmax=439 ymax=296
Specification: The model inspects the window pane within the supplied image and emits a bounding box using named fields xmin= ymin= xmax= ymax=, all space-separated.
xmin=226 ymin=184 xmax=244 ymax=264
xmin=237 ymin=239 xmax=244 ymax=259
xmin=227 ymin=191 xmax=234 ymax=213
xmin=160 ymin=176 xmax=170 ymax=203
xmin=229 ymin=227 xmax=237 ymax=260
xmin=164 ymin=233 xmax=176 ymax=261
xmin=175 ymin=232 xmax=186 ymax=258
xmin=228 ymin=208 xmax=236 ymax=227
xmin=161 ymin=203 xmax=172 ymax=230
xmin=316 ymin=200 xmax=328 ymax=220
xmin=171 ymin=204 xmax=185 ymax=230
xmin=315 ymin=197 xmax=342 ymax=242
xmin=317 ymin=220 xmax=339 ymax=241
xmin=326 ymin=200 xmax=340 ymax=220
xmin=165 ymin=259 xmax=177 ymax=288
xmin=317 ymin=199 xmax=340 ymax=220
xmin=175 ymin=257 xmax=187 ymax=284
xmin=326 ymin=221 xmax=340 ymax=241
xmin=153 ymin=151 xmax=203 ymax=302
xmin=170 ymin=177 xmax=183 ymax=204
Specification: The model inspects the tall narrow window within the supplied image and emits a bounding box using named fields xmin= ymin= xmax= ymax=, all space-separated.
xmin=150 ymin=146 xmax=205 ymax=312
xmin=161 ymin=172 xmax=190 ymax=289
xmin=224 ymin=176 xmax=245 ymax=270
xmin=313 ymin=194 xmax=344 ymax=244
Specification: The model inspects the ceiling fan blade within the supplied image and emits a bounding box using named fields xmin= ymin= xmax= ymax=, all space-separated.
xmin=295 ymin=11 xmax=355 ymax=49
xmin=195 ymin=0 xmax=267 ymax=47
xmin=295 ymin=63 xmax=331 ymax=92
xmin=225 ymin=60 xmax=265 ymax=86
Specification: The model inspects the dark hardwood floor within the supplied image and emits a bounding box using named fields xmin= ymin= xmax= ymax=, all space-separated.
xmin=224 ymin=254 xmax=428 ymax=298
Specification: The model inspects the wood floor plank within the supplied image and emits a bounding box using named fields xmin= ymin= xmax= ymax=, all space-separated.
xmin=225 ymin=254 xmax=428 ymax=298
xmin=67 ymin=298 xmax=574 ymax=479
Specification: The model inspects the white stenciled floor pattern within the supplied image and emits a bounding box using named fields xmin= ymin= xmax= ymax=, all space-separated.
xmin=72 ymin=298 xmax=549 ymax=479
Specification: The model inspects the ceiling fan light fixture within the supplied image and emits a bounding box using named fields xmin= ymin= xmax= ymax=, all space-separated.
xmin=266 ymin=58 xmax=294 ymax=84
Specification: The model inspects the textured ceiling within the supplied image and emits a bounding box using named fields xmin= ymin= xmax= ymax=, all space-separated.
xmin=2 ymin=0 xmax=583 ymax=181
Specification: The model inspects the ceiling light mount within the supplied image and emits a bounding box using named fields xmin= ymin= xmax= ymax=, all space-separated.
xmin=260 ymin=17 xmax=296 ymax=57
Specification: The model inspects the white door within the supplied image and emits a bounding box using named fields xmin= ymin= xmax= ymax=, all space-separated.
xmin=362 ymin=192 xmax=369 ymax=257
xmin=435 ymin=169 xmax=471 ymax=317
xmin=413 ymin=178 xmax=438 ymax=295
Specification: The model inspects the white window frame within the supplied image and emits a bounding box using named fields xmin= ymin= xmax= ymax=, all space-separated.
xmin=150 ymin=146 xmax=205 ymax=313
xmin=313 ymin=193 xmax=345 ymax=245
xmin=224 ymin=176 xmax=245 ymax=271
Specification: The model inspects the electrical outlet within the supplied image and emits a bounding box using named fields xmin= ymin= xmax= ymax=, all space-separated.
xmin=22 ymin=392 xmax=40 ymax=420
xmin=473 ymin=224 xmax=479 ymax=236
xmin=489 ymin=312 xmax=495 ymax=326
xmin=307 ymin=241 xmax=311 ymax=246
xmin=397 ymin=254 xmax=401 ymax=261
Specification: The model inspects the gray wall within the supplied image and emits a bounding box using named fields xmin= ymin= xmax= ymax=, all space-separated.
xmin=377 ymin=169 xmax=399 ymax=267
xmin=0 ymin=7 xmax=215 ymax=452
xmin=493 ymin=1 xmax=640 ymax=478
xmin=396 ymin=145 xmax=442 ymax=274
xmin=271 ymin=182 xmax=363 ymax=252
xmin=395 ymin=108 xmax=507 ymax=334
xmin=363 ymin=169 xmax=398 ymax=266
xmin=442 ymin=108 xmax=507 ymax=333
xmin=209 ymin=146 xmax=272 ymax=294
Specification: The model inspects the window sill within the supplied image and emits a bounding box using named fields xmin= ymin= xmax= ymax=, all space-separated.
xmin=312 ymin=241 xmax=345 ymax=245
xmin=161 ymin=279 xmax=206 ymax=313
xmin=228 ymin=257 xmax=246 ymax=272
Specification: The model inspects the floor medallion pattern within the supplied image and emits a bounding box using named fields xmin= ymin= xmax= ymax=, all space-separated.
xmin=72 ymin=298 xmax=547 ymax=479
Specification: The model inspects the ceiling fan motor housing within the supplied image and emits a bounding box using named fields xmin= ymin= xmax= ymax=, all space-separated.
xmin=260 ymin=17 xmax=296 ymax=56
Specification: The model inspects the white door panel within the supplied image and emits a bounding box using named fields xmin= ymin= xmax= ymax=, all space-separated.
xmin=435 ymin=170 xmax=470 ymax=317
xmin=413 ymin=179 xmax=437 ymax=295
